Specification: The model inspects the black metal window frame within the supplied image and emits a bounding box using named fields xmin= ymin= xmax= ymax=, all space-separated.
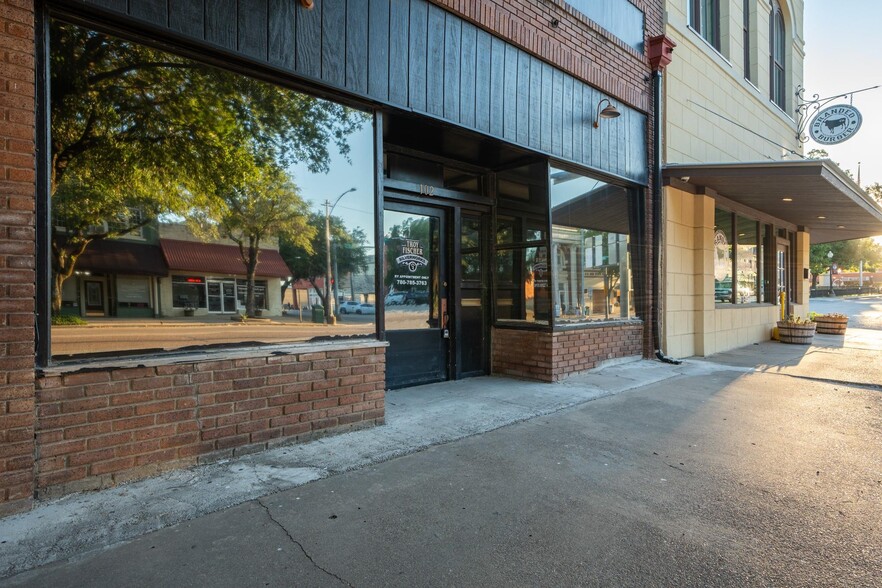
xmin=713 ymin=206 xmax=773 ymax=306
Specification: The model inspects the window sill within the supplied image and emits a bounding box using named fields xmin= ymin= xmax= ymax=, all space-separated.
xmin=554 ymin=318 xmax=643 ymax=330
xmin=40 ymin=337 xmax=386 ymax=375
xmin=686 ymin=25 xmax=732 ymax=67
xmin=714 ymin=302 xmax=776 ymax=309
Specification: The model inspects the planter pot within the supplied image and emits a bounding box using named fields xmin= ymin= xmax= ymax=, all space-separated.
xmin=777 ymin=321 xmax=815 ymax=345
xmin=813 ymin=315 xmax=848 ymax=335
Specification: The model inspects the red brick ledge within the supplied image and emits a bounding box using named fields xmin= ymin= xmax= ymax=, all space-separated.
xmin=34 ymin=339 xmax=387 ymax=500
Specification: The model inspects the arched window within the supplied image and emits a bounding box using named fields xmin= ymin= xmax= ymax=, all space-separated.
xmin=770 ymin=1 xmax=786 ymax=109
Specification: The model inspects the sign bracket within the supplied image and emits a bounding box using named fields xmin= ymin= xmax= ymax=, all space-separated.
xmin=795 ymin=84 xmax=879 ymax=145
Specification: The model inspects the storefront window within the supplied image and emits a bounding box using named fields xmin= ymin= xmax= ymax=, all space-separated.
xmin=550 ymin=167 xmax=634 ymax=323
xmin=736 ymin=216 xmax=759 ymax=303
xmin=47 ymin=20 xmax=375 ymax=360
xmin=715 ymin=208 xmax=767 ymax=305
xmin=495 ymin=163 xmax=550 ymax=325
xmin=714 ymin=208 xmax=734 ymax=303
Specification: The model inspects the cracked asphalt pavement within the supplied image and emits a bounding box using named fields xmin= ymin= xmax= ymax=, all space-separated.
xmin=4 ymin=306 xmax=882 ymax=586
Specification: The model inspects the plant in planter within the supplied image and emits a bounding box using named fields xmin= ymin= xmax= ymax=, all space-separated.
xmin=811 ymin=312 xmax=849 ymax=335
xmin=777 ymin=315 xmax=816 ymax=345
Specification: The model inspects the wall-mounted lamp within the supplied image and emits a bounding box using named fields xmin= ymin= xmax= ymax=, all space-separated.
xmin=593 ymin=98 xmax=621 ymax=129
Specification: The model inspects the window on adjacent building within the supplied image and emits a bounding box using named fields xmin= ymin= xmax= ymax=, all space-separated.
xmin=46 ymin=20 xmax=376 ymax=362
xmin=715 ymin=208 xmax=770 ymax=305
xmin=550 ymin=167 xmax=635 ymax=324
xmin=564 ymin=0 xmax=645 ymax=52
xmin=770 ymin=0 xmax=786 ymax=109
xmin=690 ymin=0 xmax=721 ymax=51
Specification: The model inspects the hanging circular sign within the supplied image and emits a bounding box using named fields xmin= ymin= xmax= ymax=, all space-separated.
xmin=809 ymin=104 xmax=862 ymax=145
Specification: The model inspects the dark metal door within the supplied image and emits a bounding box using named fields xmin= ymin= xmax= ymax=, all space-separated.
xmin=383 ymin=203 xmax=449 ymax=389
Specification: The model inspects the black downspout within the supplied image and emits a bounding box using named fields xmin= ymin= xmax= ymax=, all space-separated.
xmin=652 ymin=67 xmax=681 ymax=365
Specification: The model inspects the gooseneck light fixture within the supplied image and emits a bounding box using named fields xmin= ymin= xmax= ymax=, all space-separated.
xmin=593 ymin=98 xmax=621 ymax=129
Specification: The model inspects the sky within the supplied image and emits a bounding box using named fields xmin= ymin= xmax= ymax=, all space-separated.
xmin=288 ymin=122 xmax=377 ymax=247
xmin=803 ymin=1 xmax=882 ymax=188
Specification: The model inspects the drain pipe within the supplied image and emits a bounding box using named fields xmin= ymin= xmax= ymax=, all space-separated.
xmin=648 ymin=35 xmax=681 ymax=365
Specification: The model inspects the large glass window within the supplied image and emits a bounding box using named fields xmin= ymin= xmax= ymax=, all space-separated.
xmin=564 ymin=0 xmax=645 ymax=52
xmin=47 ymin=20 xmax=375 ymax=361
xmin=736 ymin=216 xmax=758 ymax=303
xmin=770 ymin=0 xmax=786 ymax=109
xmin=494 ymin=163 xmax=550 ymax=326
xmin=714 ymin=208 xmax=734 ymax=303
xmin=715 ymin=208 xmax=768 ymax=305
xmin=550 ymin=167 xmax=634 ymax=323
xmin=690 ymin=0 xmax=721 ymax=51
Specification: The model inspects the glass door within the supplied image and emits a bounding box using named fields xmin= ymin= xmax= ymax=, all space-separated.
xmin=383 ymin=203 xmax=448 ymax=389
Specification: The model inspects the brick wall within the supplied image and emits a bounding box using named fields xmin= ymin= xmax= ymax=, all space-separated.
xmin=34 ymin=343 xmax=385 ymax=498
xmin=0 ymin=0 xmax=36 ymax=517
xmin=492 ymin=323 xmax=644 ymax=382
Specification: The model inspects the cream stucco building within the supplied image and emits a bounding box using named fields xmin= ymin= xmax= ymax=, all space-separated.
xmin=659 ymin=0 xmax=882 ymax=357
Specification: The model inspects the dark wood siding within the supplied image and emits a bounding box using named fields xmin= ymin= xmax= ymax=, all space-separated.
xmin=72 ymin=0 xmax=648 ymax=184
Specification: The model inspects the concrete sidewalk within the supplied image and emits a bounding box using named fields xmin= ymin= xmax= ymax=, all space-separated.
xmin=2 ymin=329 xmax=880 ymax=579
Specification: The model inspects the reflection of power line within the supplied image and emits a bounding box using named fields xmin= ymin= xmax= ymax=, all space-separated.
xmin=334 ymin=204 xmax=374 ymax=215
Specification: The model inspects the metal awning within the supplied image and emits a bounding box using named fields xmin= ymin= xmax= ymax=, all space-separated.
xmin=160 ymin=239 xmax=292 ymax=278
xmin=73 ymin=238 xmax=168 ymax=276
xmin=663 ymin=160 xmax=882 ymax=243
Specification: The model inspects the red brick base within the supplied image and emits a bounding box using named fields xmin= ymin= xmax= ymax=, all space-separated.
xmin=491 ymin=323 xmax=644 ymax=382
xmin=34 ymin=342 xmax=386 ymax=498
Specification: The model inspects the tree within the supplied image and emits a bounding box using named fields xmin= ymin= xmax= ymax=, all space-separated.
xmin=190 ymin=166 xmax=315 ymax=317
xmin=806 ymin=148 xmax=853 ymax=179
xmin=866 ymin=182 xmax=882 ymax=205
xmin=809 ymin=239 xmax=882 ymax=287
xmin=49 ymin=21 xmax=365 ymax=313
xmin=280 ymin=213 xmax=369 ymax=309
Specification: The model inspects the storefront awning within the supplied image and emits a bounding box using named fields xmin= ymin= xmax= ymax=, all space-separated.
xmin=73 ymin=238 xmax=168 ymax=276
xmin=663 ymin=160 xmax=882 ymax=243
xmin=160 ymin=239 xmax=292 ymax=278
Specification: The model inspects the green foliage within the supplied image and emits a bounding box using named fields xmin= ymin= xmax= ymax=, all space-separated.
xmin=49 ymin=21 xmax=366 ymax=311
xmin=190 ymin=165 xmax=316 ymax=317
xmin=51 ymin=314 xmax=87 ymax=326
xmin=810 ymin=239 xmax=882 ymax=285
xmin=865 ymin=182 xmax=882 ymax=205
xmin=279 ymin=212 xmax=370 ymax=307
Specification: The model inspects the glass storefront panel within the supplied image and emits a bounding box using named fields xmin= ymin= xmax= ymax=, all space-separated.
xmin=714 ymin=208 xmax=734 ymax=303
xmin=736 ymin=216 xmax=758 ymax=303
xmin=549 ymin=167 xmax=634 ymax=323
xmin=495 ymin=162 xmax=551 ymax=326
xmin=48 ymin=20 xmax=375 ymax=359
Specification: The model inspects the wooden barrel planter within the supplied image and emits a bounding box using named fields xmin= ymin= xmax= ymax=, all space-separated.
xmin=813 ymin=315 xmax=848 ymax=335
xmin=777 ymin=321 xmax=816 ymax=345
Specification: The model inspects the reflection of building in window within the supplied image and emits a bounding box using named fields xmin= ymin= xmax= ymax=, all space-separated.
xmin=58 ymin=222 xmax=290 ymax=318
xmin=715 ymin=207 xmax=771 ymax=304
xmin=550 ymin=167 xmax=634 ymax=324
